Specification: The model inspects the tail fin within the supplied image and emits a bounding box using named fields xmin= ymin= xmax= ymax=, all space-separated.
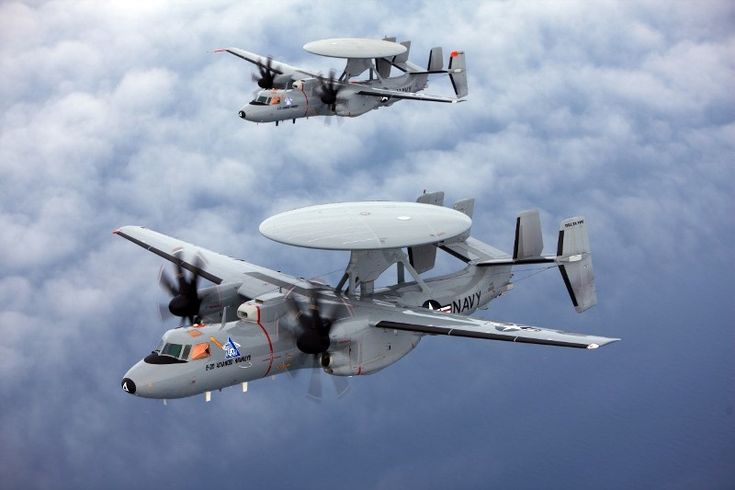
xmin=473 ymin=212 xmax=597 ymax=313
xmin=427 ymin=47 xmax=443 ymax=72
xmin=448 ymin=50 xmax=468 ymax=98
xmin=513 ymin=210 xmax=543 ymax=260
xmin=556 ymin=218 xmax=597 ymax=312
xmin=394 ymin=41 xmax=411 ymax=64
xmin=408 ymin=191 xmax=444 ymax=274
xmin=376 ymin=36 xmax=397 ymax=77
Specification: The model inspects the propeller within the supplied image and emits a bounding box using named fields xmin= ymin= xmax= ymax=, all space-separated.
xmin=285 ymin=355 xmax=350 ymax=402
xmin=158 ymin=251 xmax=204 ymax=325
xmin=288 ymin=290 xmax=332 ymax=354
xmin=251 ymin=56 xmax=278 ymax=89
xmin=316 ymin=70 xmax=344 ymax=112
xmin=285 ymin=290 xmax=350 ymax=401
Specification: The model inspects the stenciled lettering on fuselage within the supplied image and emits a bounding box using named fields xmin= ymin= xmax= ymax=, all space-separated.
xmin=205 ymin=354 xmax=252 ymax=372
xmin=425 ymin=291 xmax=482 ymax=314
xmin=451 ymin=291 xmax=482 ymax=314
xmin=204 ymin=336 xmax=251 ymax=371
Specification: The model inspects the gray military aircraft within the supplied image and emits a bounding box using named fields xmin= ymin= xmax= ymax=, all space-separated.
xmin=215 ymin=37 xmax=468 ymax=125
xmin=117 ymin=192 xmax=618 ymax=402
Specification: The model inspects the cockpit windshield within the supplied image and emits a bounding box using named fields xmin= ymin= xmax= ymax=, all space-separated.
xmin=161 ymin=343 xmax=183 ymax=358
xmin=249 ymin=94 xmax=282 ymax=106
xmin=145 ymin=339 xmax=209 ymax=365
xmin=250 ymin=95 xmax=270 ymax=105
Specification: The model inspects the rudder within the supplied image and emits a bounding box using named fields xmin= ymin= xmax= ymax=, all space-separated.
xmin=448 ymin=50 xmax=468 ymax=98
xmin=556 ymin=217 xmax=597 ymax=312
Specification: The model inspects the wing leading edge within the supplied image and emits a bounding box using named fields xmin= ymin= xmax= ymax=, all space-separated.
xmin=113 ymin=226 xmax=316 ymax=299
xmin=371 ymin=304 xmax=618 ymax=349
xmin=215 ymin=48 xmax=319 ymax=79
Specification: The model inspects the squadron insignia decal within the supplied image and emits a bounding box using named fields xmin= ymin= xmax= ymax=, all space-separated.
xmin=223 ymin=336 xmax=242 ymax=359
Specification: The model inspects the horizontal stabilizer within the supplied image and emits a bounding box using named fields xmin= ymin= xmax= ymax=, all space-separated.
xmin=557 ymin=217 xmax=597 ymax=312
xmin=472 ymin=213 xmax=597 ymax=313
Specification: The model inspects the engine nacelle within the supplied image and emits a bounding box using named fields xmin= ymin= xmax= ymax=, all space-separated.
xmin=237 ymin=300 xmax=259 ymax=322
xmin=321 ymin=350 xmax=354 ymax=376
xmin=273 ymin=73 xmax=294 ymax=88
xmin=198 ymin=282 xmax=244 ymax=323
xmin=324 ymin=318 xmax=422 ymax=376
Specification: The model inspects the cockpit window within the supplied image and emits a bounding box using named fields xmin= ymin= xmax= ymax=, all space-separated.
xmin=145 ymin=340 xmax=211 ymax=365
xmin=161 ymin=343 xmax=183 ymax=358
xmin=270 ymin=96 xmax=281 ymax=105
xmin=250 ymin=95 xmax=270 ymax=105
xmin=145 ymin=341 xmax=188 ymax=365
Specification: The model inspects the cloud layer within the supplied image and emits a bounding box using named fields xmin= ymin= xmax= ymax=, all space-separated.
xmin=1 ymin=1 xmax=733 ymax=488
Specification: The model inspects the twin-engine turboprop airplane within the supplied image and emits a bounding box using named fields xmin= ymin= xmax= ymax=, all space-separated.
xmin=116 ymin=192 xmax=618 ymax=402
xmin=215 ymin=37 xmax=467 ymax=125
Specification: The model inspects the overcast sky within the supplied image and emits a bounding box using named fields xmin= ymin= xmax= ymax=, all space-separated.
xmin=1 ymin=1 xmax=733 ymax=488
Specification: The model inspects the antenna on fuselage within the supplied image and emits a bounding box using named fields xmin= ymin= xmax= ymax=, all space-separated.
xmin=219 ymin=306 xmax=227 ymax=330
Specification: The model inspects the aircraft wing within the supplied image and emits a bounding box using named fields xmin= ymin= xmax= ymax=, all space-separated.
xmin=114 ymin=225 xmax=315 ymax=299
xmin=369 ymin=303 xmax=618 ymax=349
xmin=215 ymin=48 xmax=319 ymax=79
xmin=356 ymin=86 xmax=460 ymax=103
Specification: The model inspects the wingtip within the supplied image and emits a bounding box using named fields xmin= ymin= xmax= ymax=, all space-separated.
xmin=113 ymin=225 xmax=146 ymax=236
xmin=587 ymin=337 xmax=621 ymax=349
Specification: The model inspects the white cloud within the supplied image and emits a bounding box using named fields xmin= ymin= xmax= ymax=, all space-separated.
xmin=1 ymin=1 xmax=734 ymax=487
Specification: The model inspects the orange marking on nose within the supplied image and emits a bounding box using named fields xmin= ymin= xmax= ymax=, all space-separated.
xmin=209 ymin=336 xmax=224 ymax=349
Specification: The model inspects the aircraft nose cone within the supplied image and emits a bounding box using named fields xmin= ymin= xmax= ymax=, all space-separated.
xmin=238 ymin=110 xmax=246 ymax=119
xmin=121 ymin=377 xmax=136 ymax=395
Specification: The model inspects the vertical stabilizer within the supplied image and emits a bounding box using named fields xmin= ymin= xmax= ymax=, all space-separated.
xmin=448 ymin=50 xmax=468 ymax=98
xmin=394 ymin=41 xmax=411 ymax=64
xmin=556 ymin=217 xmax=597 ymax=312
xmin=513 ymin=210 xmax=543 ymax=260
xmin=408 ymin=191 xmax=444 ymax=274
xmin=450 ymin=198 xmax=474 ymax=242
xmin=377 ymin=36 xmax=397 ymax=78
xmin=427 ymin=47 xmax=444 ymax=71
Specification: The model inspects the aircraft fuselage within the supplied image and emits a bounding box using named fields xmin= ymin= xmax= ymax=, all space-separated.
xmin=122 ymin=262 xmax=510 ymax=400
xmin=238 ymin=73 xmax=428 ymax=124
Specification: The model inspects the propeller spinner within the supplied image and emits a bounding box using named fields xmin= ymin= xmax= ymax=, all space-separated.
xmin=159 ymin=252 xmax=205 ymax=325
xmin=316 ymin=70 xmax=344 ymax=112
xmin=286 ymin=290 xmax=349 ymax=400
xmin=252 ymin=56 xmax=278 ymax=89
